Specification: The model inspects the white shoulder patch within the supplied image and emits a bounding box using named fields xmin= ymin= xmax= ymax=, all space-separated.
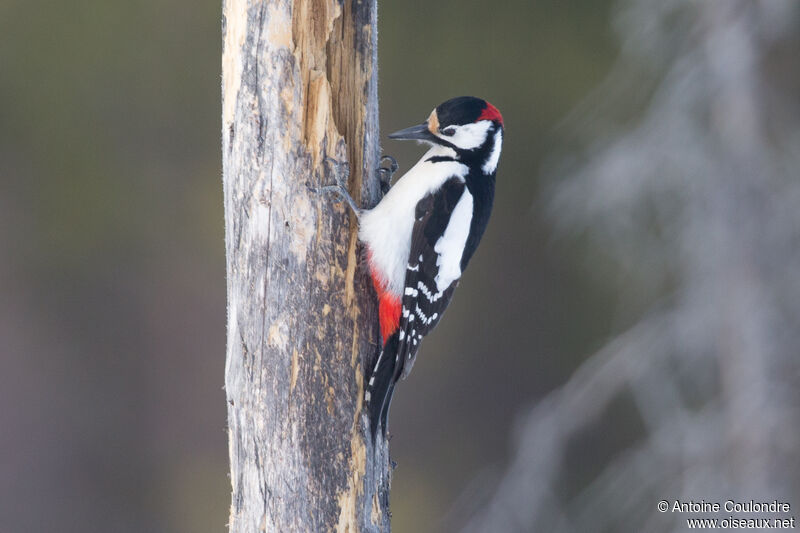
xmin=482 ymin=130 xmax=502 ymax=174
xmin=434 ymin=189 xmax=474 ymax=292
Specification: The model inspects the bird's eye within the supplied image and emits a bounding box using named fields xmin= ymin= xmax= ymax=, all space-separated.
xmin=441 ymin=127 xmax=456 ymax=137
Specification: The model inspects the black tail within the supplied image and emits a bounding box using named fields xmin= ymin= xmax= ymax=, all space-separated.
xmin=365 ymin=334 xmax=400 ymax=440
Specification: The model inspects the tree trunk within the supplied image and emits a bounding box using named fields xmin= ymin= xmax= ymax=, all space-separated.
xmin=221 ymin=0 xmax=390 ymax=531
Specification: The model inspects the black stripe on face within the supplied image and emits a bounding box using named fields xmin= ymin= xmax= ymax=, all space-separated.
xmin=425 ymin=155 xmax=458 ymax=163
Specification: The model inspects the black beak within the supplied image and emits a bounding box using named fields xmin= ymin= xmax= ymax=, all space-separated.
xmin=388 ymin=122 xmax=437 ymax=142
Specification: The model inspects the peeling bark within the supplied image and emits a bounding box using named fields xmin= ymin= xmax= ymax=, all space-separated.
xmin=221 ymin=0 xmax=390 ymax=531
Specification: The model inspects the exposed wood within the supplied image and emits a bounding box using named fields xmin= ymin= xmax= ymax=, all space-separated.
xmin=221 ymin=0 xmax=390 ymax=531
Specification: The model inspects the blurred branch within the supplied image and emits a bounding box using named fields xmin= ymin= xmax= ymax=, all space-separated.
xmin=464 ymin=1 xmax=800 ymax=531
xmin=221 ymin=0 xmax=389 ymax=531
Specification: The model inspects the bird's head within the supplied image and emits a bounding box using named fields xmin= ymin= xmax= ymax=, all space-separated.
xmin=388 ymin=96 xmax=504 ymax=174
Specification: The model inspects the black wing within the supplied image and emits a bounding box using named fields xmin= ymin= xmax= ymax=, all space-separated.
xmin=393 ymin=177 xmax=468 ymax=382
xmin=368 ymin=176 xmax=484 ymax=438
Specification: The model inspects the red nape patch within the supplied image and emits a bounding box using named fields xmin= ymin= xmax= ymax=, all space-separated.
xmin=379 ymin=293 xmax=401 ymax=344
xmin=478 ymin=101 xmax=503 ymax=125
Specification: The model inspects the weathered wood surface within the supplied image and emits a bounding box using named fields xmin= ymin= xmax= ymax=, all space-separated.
xmin=221 ymin=0 xmax=390 ymax=530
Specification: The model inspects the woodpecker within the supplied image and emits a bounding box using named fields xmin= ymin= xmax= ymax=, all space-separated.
xmin=318 ymin=96 xmax=503 ymax=439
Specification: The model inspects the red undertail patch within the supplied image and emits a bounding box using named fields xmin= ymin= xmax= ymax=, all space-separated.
xmin=367 ymin=251 xmax=402 ymax=344
xmin=378 ymin=293 xmax=401 ymax=344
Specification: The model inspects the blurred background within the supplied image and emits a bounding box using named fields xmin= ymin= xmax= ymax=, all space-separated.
xmin=2 ymin=1 xmax=799 ymax=532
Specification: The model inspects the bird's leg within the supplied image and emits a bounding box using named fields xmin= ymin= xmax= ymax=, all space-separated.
xmin=311 ymin=157 xmax=362 ymax=218
xmin=376 ymin=155 xmax=399 ymax=196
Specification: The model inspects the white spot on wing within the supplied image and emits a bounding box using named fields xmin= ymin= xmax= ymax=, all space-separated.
xmin=434 ymin=189 xmax=474 ymax=292
xmin=414 ymin=305 xmax=431 ymax=324
xmin=418 ymin=281 xmax=443 ymax=302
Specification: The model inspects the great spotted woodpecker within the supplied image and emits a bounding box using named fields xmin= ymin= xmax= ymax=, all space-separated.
xmin=318 ymin=96 xmax=503 ymax=439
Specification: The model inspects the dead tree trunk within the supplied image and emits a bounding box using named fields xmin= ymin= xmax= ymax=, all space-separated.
xmin=221 ymin=0 xmax=390 ymax=531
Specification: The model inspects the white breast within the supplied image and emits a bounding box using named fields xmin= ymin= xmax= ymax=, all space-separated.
xmin=359 ymin=146 xmax=468 ymax=296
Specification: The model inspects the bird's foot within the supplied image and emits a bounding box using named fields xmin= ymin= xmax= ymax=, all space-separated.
xmin=309 ymin=157 xmax=361 ymax=217
xmin=376 ymin=155 xmax=398 ymax=196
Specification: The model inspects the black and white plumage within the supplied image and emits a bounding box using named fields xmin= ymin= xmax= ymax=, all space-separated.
xmin=321 ymin=96 xmax=503 ymax=439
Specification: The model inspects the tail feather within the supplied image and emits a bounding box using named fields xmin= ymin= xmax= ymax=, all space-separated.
xmin=379 ymin=381 xmax=396 ymax=437
xmin=365 ymin=334 xmax=399 ymax=440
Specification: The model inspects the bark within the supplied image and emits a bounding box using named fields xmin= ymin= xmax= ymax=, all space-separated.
xmin=221 ymin=0 xmax=390 ymax=531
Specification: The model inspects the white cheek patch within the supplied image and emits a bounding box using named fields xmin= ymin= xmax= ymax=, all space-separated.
xmin=482 ymin=130 xmax=502 ymax=174
xmin=440 ymin=120 xmax=492 ymax=150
